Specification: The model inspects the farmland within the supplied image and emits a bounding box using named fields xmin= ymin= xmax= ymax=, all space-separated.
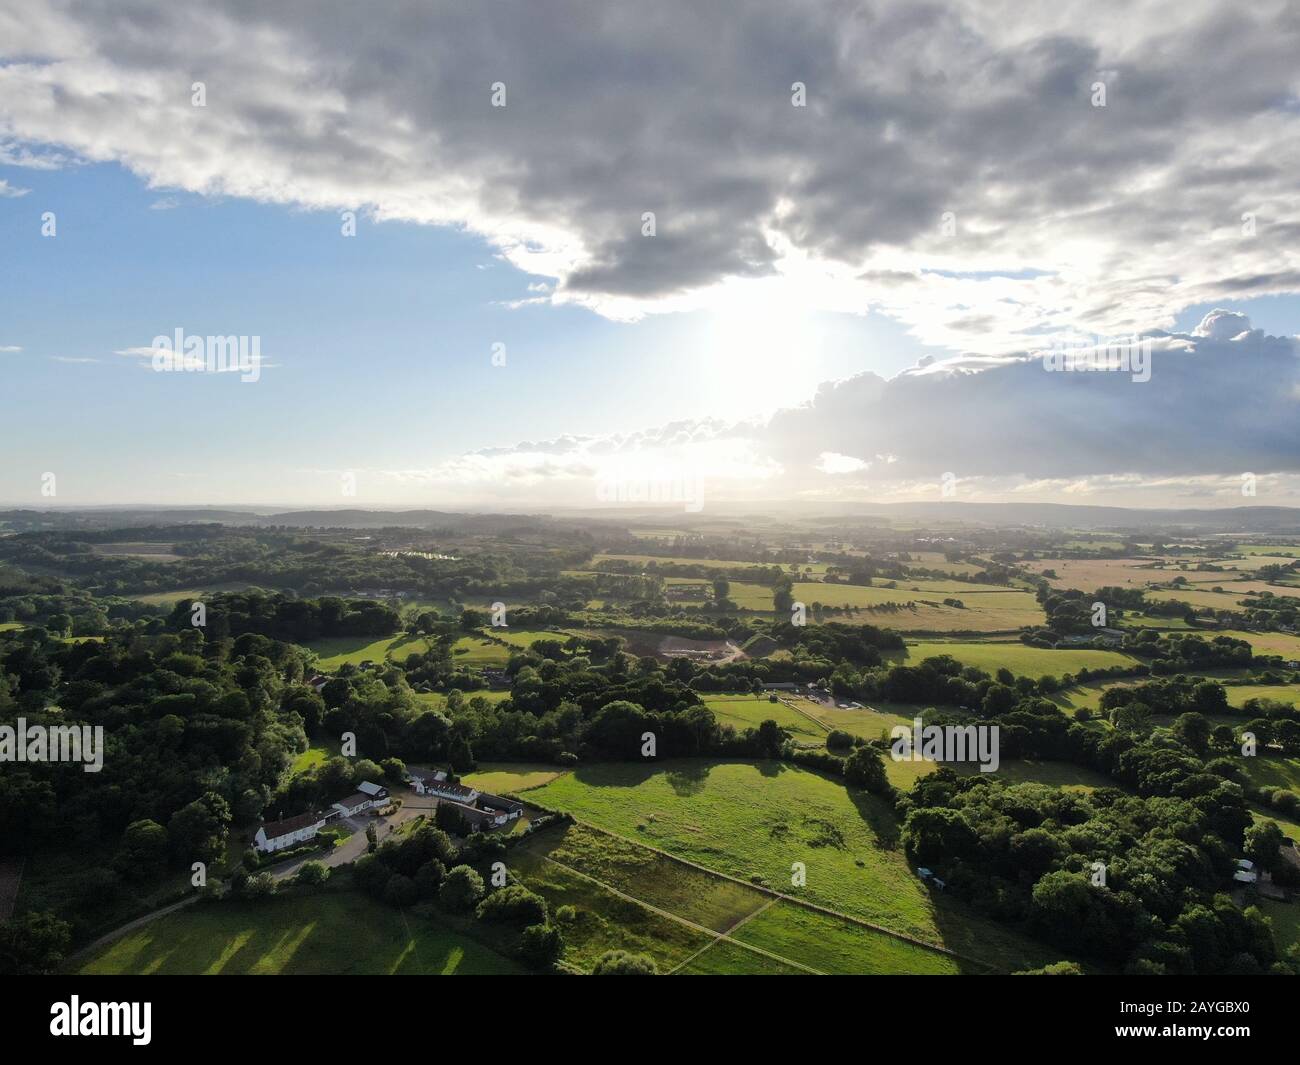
xmin=889 ymin=639 xmax=1135 ymax=676
xmin=305 ymin=633 xmax=434 ymax=669
xmin=702 ymin=694 xmax=828 ymax=746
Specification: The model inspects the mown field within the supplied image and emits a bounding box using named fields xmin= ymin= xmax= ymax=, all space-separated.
xmin=1224 ymin=684 xmax=1300 ymax=708
xmin=889 ymin=639 xmax=1135 ymax=676
xmin=1217 ymin=630 xmax=1300 ymax=660
xmin=77 ymin=887 xmax=524 ymax=974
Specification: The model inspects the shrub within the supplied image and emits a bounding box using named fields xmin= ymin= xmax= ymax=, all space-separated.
xmin=439 ymin=865 xmax=485 ymax=913
xmin=592 ymin=949 xmax=657 ymax=975
xmin=518 ymin=922 xmax=564 ymax=969
xmin=295 ymin=861 xmax=330 ymax=886
xmin=476 ymin=884 xmax=548 ymax=928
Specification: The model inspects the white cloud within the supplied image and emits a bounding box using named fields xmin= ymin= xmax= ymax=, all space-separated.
xmin=0 ymin=179 xmax=29 ymax=197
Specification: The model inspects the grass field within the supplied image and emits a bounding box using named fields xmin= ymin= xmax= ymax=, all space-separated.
xmin=789 ymin=582 xmax=1043 ymax=632
xmin=1224 ymin=684 xmax=1300 ymax=708
xmin=526 ymin=765 xmax=1082 ymax=972
xmin=449 ymin=635 xmax=512 ymax=665
xmin=414 ymin=689 xmax=514 ymax=709
xmin=703 ymin=694 xmax=828 ymax=746
xmin=516 ymin=820 xmax=963 ymax=973
xmin=128 ymin=582 xmax=264 ymax=607
xmin=1259 ymin=898 xmax=1300 ymax=955
xmin=1239 ymin=755 xmax=1300 ymax=793
xmin=291 ymin=741 xmax=337 ymax=775
xmin=462 ymin=763 xmax=567 ymax=792
xmin=304 ymin=633 xmax=433 ymax=669
xmin=528 ymin=759 xmax=941 ymax=938
xmin=890 ymin=639 xmax=1135 ymax=677
xmin=1216 ymin=630 xmax=1300 ymax=660
xmin=77 ymin=887 xmax=524 ymax=974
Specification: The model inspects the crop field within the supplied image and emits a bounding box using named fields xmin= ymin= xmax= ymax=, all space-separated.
xmin=1022 ymin=558 xmax=1246 ymax=589
xmin=1144 ymin=588 xmax=1252 ymax=612
xmin=889 ymin=639 xmax=1136 ymax=677
xmin=590 ymin=553 xmax=792 ymax=575
xmin=77 ymin=887 xmax=524 ymax=975
xmin=703 ymin=694 xmax=827 ymax=745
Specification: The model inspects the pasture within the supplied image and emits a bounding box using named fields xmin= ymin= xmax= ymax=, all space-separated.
xmin=703 ymin=694 xmax=827 ymax=746
xmin=306 ymin=633 xmax=433 ymax=669
xmin=462 ymin=763 xmax=567 ymax=793
xmin=77 ymin=887 xmax=524 ymax=975
xmin=790 ymin=582 xmax=1043 ymax=633
xmin=890 ymin=639 xmax=1135 ymax=677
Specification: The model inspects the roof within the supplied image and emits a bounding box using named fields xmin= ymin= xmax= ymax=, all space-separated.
xmin=476 ymin=791 xmax=523 ymax=813
xmin=407 ymin=768 xmax=448 ymax=783
xmin=358 ymin=780 xmax=387 ymax=797
xmin=334 ymin=791 xmax=372 ymax=809
xmin=430 ymin=781 xmax=478 ymax=802
xmin=260 ymin=811 xmax=323 ymax=839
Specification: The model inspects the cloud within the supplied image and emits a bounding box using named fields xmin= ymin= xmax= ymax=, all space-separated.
xmin=415 ymin=312 xmax=1300 ymax=505
xmin=4 ymin=2 xmax=1300 ymax=350
xmin=50 ymin=356 xmax=99 ymax=363
xmin=0 ymin=345 xmax=21 ymax=353
xmin=0 ymin=179 xmax=29 ymax=197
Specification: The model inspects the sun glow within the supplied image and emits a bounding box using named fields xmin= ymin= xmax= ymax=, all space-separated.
xmin=700 ymin=283 xmax=825 ymax=418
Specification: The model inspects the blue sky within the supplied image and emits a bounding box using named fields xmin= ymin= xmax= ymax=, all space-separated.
xmin=1 ymin=162 xmax=940 ymax=505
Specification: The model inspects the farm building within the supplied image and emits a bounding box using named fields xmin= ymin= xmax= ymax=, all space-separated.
xmin=254 ymin=810 xmax=326 ymax=853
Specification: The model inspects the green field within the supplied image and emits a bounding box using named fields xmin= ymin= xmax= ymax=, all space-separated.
xmin=77 ymin=887 xmax=524 ymax=974
xmin=128 ymin=582 xmax=266 ymax=606
xmin=790 ymin=582 xmax=1043 ymax=632
xmin=891 ymin=639 xmax=1136 ymax=677
xmin=462 ymin=763 xmax=567 ymax=792
xmin=703 ymin=694 xmax=828 ymax=746
xmin=527 ymin=764 xmax=1079 ymax=972
xmin=516 ymin=820 xmax=962 ymax=974
xmin=1216 ymin=630 xmax=1300 ymax=660
xmin=1225 ymin=684 xmax=1300 ymax=709
xmin=305 ymin=633 xmax=433 ymax=669
xmin=1239 ymin=755 xmax=1300 ymax=793
xmin=450 ymin=635 xmax=512 ymax=665
xmin=1259 ymin=898 xmax=1300 ymax=955
xmin=528 ymin=760 xmax=941 ymax=938
xmin=414 ymin=689 xmax=514 ymax=709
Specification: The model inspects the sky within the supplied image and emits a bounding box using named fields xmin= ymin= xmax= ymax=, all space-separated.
xmin=1 ymin=0 xmax=1298 ymax=512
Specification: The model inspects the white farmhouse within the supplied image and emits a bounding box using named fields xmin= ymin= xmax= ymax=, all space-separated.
xmin=254 ymin=811 xmax=326 ymax=853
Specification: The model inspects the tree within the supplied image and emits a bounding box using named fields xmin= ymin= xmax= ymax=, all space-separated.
xmin=242 ymin=871 xmax=277 ymax=899
xmin=438 ymin=865 xmax=485 ymax=912
xmin=1169 ymin=711 xmax=1212 ymax=755
xmin=844 ymin=746 xmax=891 ymax=796
xmin=1244 ymin=820 xmax=1285 ymax=873
xmin=592 ymin=949 xmax=657 ymax=975
xmin=115 ymin=819 xmax=169 ymax=880
xmin=712 ymin=577 xmax=730 ymax=604
xmin=476 ymin=884 xmax=548 ymax=928
xmin=166 ymin=792 xmax=231 ymax=864
xmin=0 ymin=911 xmax=72 ymax=975
xmin=518 ymin=922 xmax=564 ymax=969
xmin=295 ymin=861 xmax=330 ymax=886
xmin=384 ymin=873 xmax=418 ymax=907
